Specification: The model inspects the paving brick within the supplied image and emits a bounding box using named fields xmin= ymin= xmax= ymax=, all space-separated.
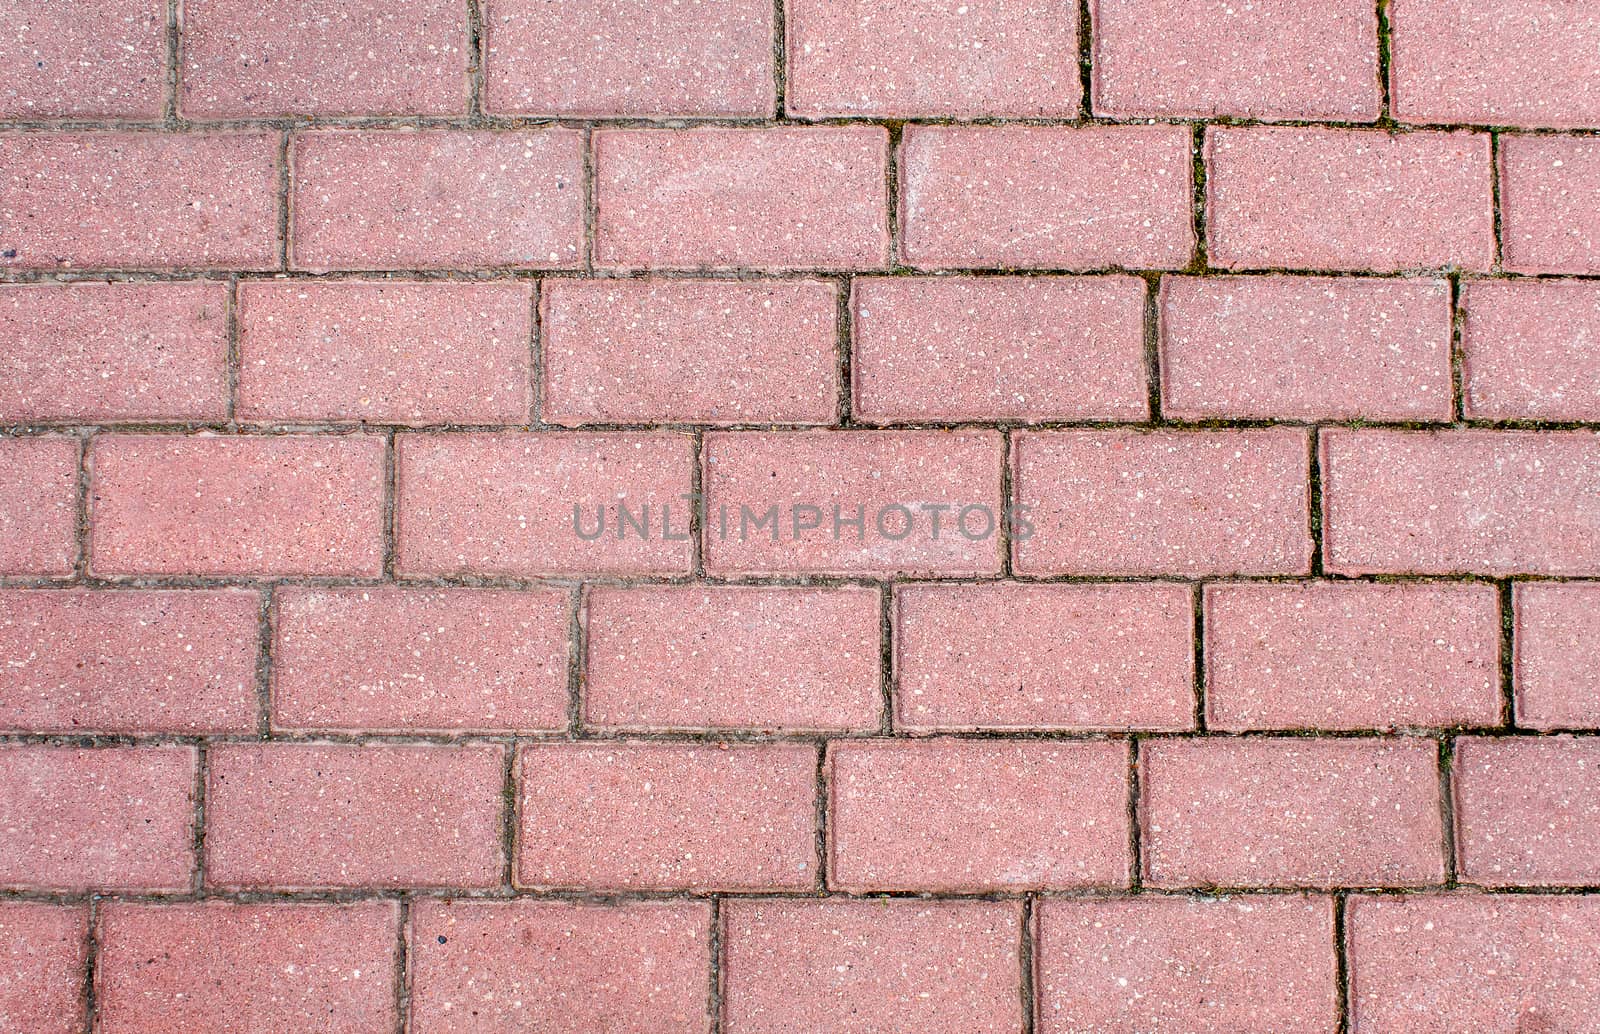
xmin=1012 ymin=429 xmax=1312 ymax=577
xmin=1463 ymin=279 xmax=1600 ymax=422
xmin=1321 ymin=430 xmax=1600 ymax=576
xmin=409 ymin=900 xmax=710 ymax=1034
xmin=0 ymin=0 xmax=162 ymax=117
xmin=516 ymin=742 xmax=817 ymax=891
xmin=181 ymin=0 xmax=464 ymax=117
xmin=0 ymin=132 xmax=280 ymax=271
xmin=89 ymin=434 xmax=385 ymax=577
xmin=899 ymin=125 xmax=1193 ymax=270
xmin=1141 ymin=737 xmax=1443 ymax=888
xmin=594 ymin=128 xmax=889 ymax=271
xmin=1499 ymin=135 xmax=1600 ymax=275
xmin=0 ymin=745 xmax=195 ymax=892
xmin=291 ymin=130 xmax=584 ymax=272
xmin=827 ymin=738 xmax=1131 ymax=892
xmin=0 ymin=282 xmax=229 ymax=423
xmin=786 ymin=0 xmax=1079 ymax=117
xmin=0 ymin=902 xmax=85 ymax=1034
xmin=1455 ymin=736 xmax=1600 ymax=887
xmin=0 ymin=588 xmax=259 ymax=734
xmin=584 ymin=585 xmax=880 ymax=732
xmin=395 ymin=432 xmax=695 ymax=577
xmin=272 ymin=586 xmax=569 ymax=733
xmin=483 ymin=0 xmax=772 ymax=116
xmin=852 ymin=275 xmax=1148 ymax=423
xmin=723 ymin=899 xmax=1023 ymax=1034
xmin=1093 ymin=0 xmax=1379 ymax=121
xmin=1204 ymin=582 xmax=1501 ymax=731
xmin=1206 ymin=127 xmax=1494 ymax=273
xmin=894 ymin=582 xmax=1194 ymax=731
xmin=1159 ymin=275 xmax=1454 ymax=421
xmin=1347 ymin=893 xmax=1600 ymax=1032
xmin=702 ymin=430 xmax=1004 ymax=577
xmin=0 ymin=436 xmax=77 ymax=576
xmin=1038 ymin=895 xmax=1337 ymax=1034
xmin=1515 ymin=582 xmax=1600 ymax=730
xmin=542 ymin=278 xmax=838 ymax=426
xmin=96 ymin=902 xmax=398 ymax=1034
xmin=236 ymin=280 xmax=533 ymax=426
xmin=205 ymin=743 xmax=505 ymax=889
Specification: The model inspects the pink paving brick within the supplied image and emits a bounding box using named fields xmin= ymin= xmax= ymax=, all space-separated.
xmin=594 ymin=128 xmax=889 ymax=271
xmin=786 ymin=0 xmax=1080 ymax=118
xmin=1141 ymin=737 xmax=1443 ymax=888
xmin=584 ymin=585 xmax=880 ymax=732
xmin=723 ymin=899 xmax=1023 ymax=1034
xmin=409 ymin=900 xmax=711 ymax=1034
xmin=0 ymin=282 xmax=228 ymax=423
xmin=702 ymin=430 xmax=1004 ymax=577
xmin=1321 ymin=430 xmax=1600 ymax=576
xmin=1092 ymin=0 xmax=1380 ymax=121
xmin=542 ymin=278 xmax=838 ymax=426
xmin=96 ymin=902 xmax=398 ymax=1034
xmin=180 ymin=0 xmax=465 ymax=117
xmin=899 ymin=125 xmax=1193 ymax=270
xmin=0 ymin=588 xmax=259 ymax=734
xmin=0 ymin=745 xmax=195 ymax=892
xmin=0 ymin=902 xmax=84 ymax=1034
xmin=1515 ymin=582 xmax=1600 ymax=730
xmin=1499 ymin=135 xmax=1600 ymax=275
xmin=204 ymin=742 xmax=505 ymax=889
xmin=483 ymin=0 xmax=773 ymax=117
xmin=1391 ymin=0 xmax=1600 ymax=129
xmin=893 ymin=582 xmax=1194 ymax=731
xmin=236 ymin=280 xmax=533 ymax=426
xmin=0 ymin=0 xmax=163 ymax=118
xmin=1463 ymin=279 xmax=1600 ymax=422
xmin=1159 ymin=275 xmax=1454 ymax=421
xmin=827 ymin=738 xmax=1131 ymax=892
xmin=852 ymin=275 xmax=1148 ymax=423
xmin=0 ymin=436 xmax=77 ymax=576
xmin=0 ymin=132 xmax=279 ymax=271
xmin=272 ymin=586 xmax=569 ymax=733
xmin=1038 ymin=895 xmax=1337 ymax=1034
xmin=1455 ymin=736 xmax=1600 ymax=887
xmin=1347 ymin=894 xmax=1600 ymax=1032
xmin=1012 ymin=429 xmax=1312 ymax=577
xmin=291 ymin=130 xmax=584 ymax=272
xmin=516 ymin=742 xmax=818 ymax=891
xmin=1204 ymin=582 xmax=1501 ymax=731
xmin=395 ymin=432 xmax=694 ymax=577
xmin=89 ymin=433 xmax=385 ymax=577
xmin=1206 ymin=127 xmax=1495 ymax=273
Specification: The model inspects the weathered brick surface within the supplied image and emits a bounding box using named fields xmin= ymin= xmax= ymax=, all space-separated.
xmin=1499 ymin=135 xmax=1600 ymax=275
xmin=1454 ymin=736 xmax=1600 ymax=887
xmin=0 ymin=0 xmax=164 ymax=118
xmin=1463 ymin=279 xmax=1600 ymax=422
xmin=0 ymin=436 xmax=78 ymax=576
xmin=1515 ymin=582 xmax=1600 ymax=730
xmin=0 ymin=902 xmax=86 ymax=1034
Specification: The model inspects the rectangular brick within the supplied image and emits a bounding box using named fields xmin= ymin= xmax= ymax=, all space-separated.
xmin=1321 ymin=430 xmax=1600 ymax=576
xmin=1141 ymin=737 xmax=1443 ymax=888
xmin=205 ymin=743 xmax=505 ymax=889
xmin=89 ymin=434 xmax=385 ymax=577
xmin=1206 ymin=127 xmax=1494 ymax=273
xmin=516 ymin=742 xmax=817 ymax=891
xmin=1038 ymin=896 xmax=1337 ymax=1034
xmin=0 ymin=282 xmax=229 ymax=423
xmin=0 ymin=588 xmax=259 ymax=734
xmin=595 ymin=128 xmax=889 ymax=271
xmin=0 ymin=0 xmax=163 ymax=117
xmin=96 ymin=902 xmax=398 ymax=1034
xmin=900 ymin=125 xmax=1193 ymax=270
xmin=395 ymin=432 xmax=694 ymax=577
xmin=1012 ymin=429 xmax=1313 ymax=577
xmin=0 ymin=436 xmax=77 ymax=577
xmin=1499 ymin=135 xmax=1600 ymax=275
xmin=1159 ymin=275 xmax=1454 ymax=421
xmin=584 ymin=585 xmax=880 ymax=732
xmin=272 ymin=586 xmax=569 ymax=733
xmin=1515 ymin=582 xmax=1600 ymax=730
xmin=893 ymin=582 xmax=1194 ymax=732
xmin=852 ymin=276 xmax=1148 ymax=423
xmin=0 ymin=133 xmax=280 ymax=271
xmin=702 ymin=430 xmax=1004 ymax=577
xmin=723 ymin=900 xmax=1023 ymax=1034
xmin=1204 ymin=582 xmax=1501 ymax=731
xmin=541 ymin=278 xmax=838 ymax=426
xmin=291 ymin=130 xmax=584 ymax=271
xmin=827 ymin=738 xmax=1131 ymax=892
xmin=236 ymin=280 xmax=533 ymax=425
xmin=1463 ymin=279 xmax=1600 ymax=421
xmin=409 ymin=900 xmax=710 ymax=1034
xmin=1455 ymin=736 xmax=1600 ymax=887
xmin=0 ymin=903 xmax=85 ymax=1034
xmin=0 ymin=745 xmax=195 ymax=892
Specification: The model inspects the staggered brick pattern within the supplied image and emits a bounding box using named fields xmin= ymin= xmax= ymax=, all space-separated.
xmin=2 ymin=1 xmax=1598 ymax=1030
